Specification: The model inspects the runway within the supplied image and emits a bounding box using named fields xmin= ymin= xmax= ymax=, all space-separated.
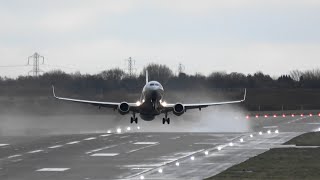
xmin=1 ymin=113 xmax=320 ymax=180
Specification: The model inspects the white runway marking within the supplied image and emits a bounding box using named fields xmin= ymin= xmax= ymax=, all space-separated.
xmin=8 ymin=154 xmax=22 ymax=159
xmin=126 ymin=144 xmax=158 ymax=153
xmin=28 ymin=150 xmax=44 ymax=154
xmin=100 ymin=134 xmax=111 ymax=137
xmin=86 ymin=145 xmax=118 ymax=154
xmin=84 ymin=137 xmax=97 ymax=141
xmin=134 ymin=142 xmax=158 ymax=145
xmin=36 ymin=168 xmax=70 ymax=172
xmin=48 ymin=145 xmax=63 ymax=149
xmin=90 ymin=153 xmax=119 ymax=157
xmin=0 ymin=144 xmax=9 ymax=147
xmin=66 ymin=141 xmax=80 ymax=145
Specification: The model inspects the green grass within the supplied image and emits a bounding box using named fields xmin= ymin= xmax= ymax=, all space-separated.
xmin=206 ymin=132 xmax=320 ymax=180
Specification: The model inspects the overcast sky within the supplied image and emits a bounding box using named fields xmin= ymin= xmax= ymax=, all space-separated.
xmin=1 ymin=0 xmax=320 ymax=77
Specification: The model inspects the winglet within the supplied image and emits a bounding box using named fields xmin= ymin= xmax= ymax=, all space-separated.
xmin=242 ymin=88 xmax=247 ymax=102
xmin=52 ymin=85 xmax=57 ymax=98
xmin=146 ymin=70 xmax=149 ymax=84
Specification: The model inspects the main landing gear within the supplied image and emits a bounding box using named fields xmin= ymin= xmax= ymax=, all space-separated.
xmin=130 ymin=113 xmax=138 ymax=124
xmin=162 ymin=112 xmax=170 ymax=124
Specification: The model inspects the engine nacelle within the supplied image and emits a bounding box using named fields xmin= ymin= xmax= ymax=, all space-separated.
xmin=173 ymin=103 xmax=185 ymax=116
xmin=118 ymin=102 xmax=130 ymax=115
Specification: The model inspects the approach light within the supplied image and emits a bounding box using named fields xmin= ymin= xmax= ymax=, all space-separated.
xmin=107 ymin=130 xmax=111 ymax=133
xmin=267 ymin=130 xmax=271 ymax=134
xmin=273 ymin=115 xmax=277 ymax=118
xmin=310 ymin=114 xmax=313 ymax=117
xmin=127 ymin=127 xmax=131 ymax=131
xmin=256 ymin=115 xmax=259 ymax=118
xmin=161 ymin=101 xmax=167 ymax=107
xmin=136 ymin=101 xmax=141 ymax=106
xmin=259 ymin=131 xmax=263 ymax=135
xmin=292 ymin=114 xmax=295 ymax=117
xmin=190 ymin=156 xmax=195 ymax=161
xmin=140 ymin=175 xmax=145 ymax=180
xmin=246 ymin=115 xmax=249 ymax=119
xmin=116 ymin=128 xmax=122 ymax=134
xmin=282 ymin=114 xmax=286 ymax=117
xmin=229 ymin=142 xmax=234 ymax=147
xmin=250 ymin=134 xmax=253 ymax=138
xmin=240 ymin=138 xmax=244 ymax=143
xmin=264 ymin=115 xmax=268 ymax=118
xmin=137 ymin=126 xmax=141 ymax=130
xmin=275 ymin=130 xmax=279 ymax=134
xmin=204 ymin=151 xmax=209 ymax=155
xmin=175 ymin=162 xmax=180 ymax=166
xmin=217 ymin=146 xmax=222 ymax=151
xmin=158 ymin=168 xmax=163 ymax=173
xmin=301 ymin=114 xmax=304 ymax=117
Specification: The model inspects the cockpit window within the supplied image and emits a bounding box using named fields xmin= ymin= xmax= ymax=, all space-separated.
xmin=150 ymin=83 xmax=155 ymax=86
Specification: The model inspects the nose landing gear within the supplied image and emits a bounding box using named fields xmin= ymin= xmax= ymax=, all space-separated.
xmin=130 ymin=113 xmax=138 ymax=124
xmin=162 ymin=112 xmax=170 ymax=124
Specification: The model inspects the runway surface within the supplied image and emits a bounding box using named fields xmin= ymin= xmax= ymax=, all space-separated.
xmin=1 ymin=113 xmax=320 ymax=180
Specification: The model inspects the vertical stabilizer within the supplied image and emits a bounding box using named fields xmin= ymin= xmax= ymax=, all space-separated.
xmin=146 ymin=70 xmax=149 ymax=84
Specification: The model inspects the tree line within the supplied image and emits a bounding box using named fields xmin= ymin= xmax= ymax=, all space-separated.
xmin=0 ymin=64 xmax=320 ymax=97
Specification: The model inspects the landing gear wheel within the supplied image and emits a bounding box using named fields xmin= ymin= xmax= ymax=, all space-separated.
xmin=130 ymin=117 xmax=134 ymax=124
xmin=134 ymin=117 xmax=138 ymax=124
xmin=162 ymin=118 xmax=170 ymax=124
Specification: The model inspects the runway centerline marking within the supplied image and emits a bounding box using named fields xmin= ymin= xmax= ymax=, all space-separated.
xmin=0 ymin=144 xmax=9 ymax=147
xmin=48 ymin=145 xmax=63 ymax=149
xmin=86 ymin=145 xmax=118 ymax=154
xmin=90 ymin=153 xmax=119 ymax=157
xmin=126 ymin=144 xmax=159 ymax=154
xmin=28 ymin=150 xmax=44 ymax=154
xmin=263 ymin=126 xmax=278 ymax=129
xmin=66 ymin=141 xmax=80 ymax=145
xmin=133 ymin=142 xmax=158 ymax=145
xmin=36 ymin=168 xmax=70 ymax=172
xmin=8 ymin=154 xmax=22 ymax=159
xmin=84 ymin=137 xmax=97 ymax=141
xmin=100 ymin=134 xmax=111 ymax=137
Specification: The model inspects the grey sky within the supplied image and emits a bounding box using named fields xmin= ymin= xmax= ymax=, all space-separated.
xmin=1 ymin=0 xmax=320 ymax=77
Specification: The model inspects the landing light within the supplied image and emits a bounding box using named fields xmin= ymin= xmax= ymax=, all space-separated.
xmin=204 ymin=151 xmax=209 ymax=155
xmin=136 ymin=101 xmax=141 ymax=106
xmin=240 ymin=138 xmax=244 ymax=143
xmin=127 ymin=127 xmax=131 ymax=131
xmin=292 ymin=114 xmax=295 ymax=117
xmin=264 ymin=115 xmax=268 ymax=118
xmin=275 ymin=130 xmax=279 ymax=134
xmin=246 ymin=115 xmax=249 ymax=119
xmin=301 ymin=114 xmax=304 ymax=117
xmin=140 ymin=175 xmax=145 ymax=180
xmin=310 ymin=114 xmax=313 ymax=117
xmin=217 ymin=146 xmax=222 ymax=151
xmin=175 ymin=162 xmax=180 ymax=166
xmin=267 ymin=130 xmax=271 ymax=134
xmin=259 ymin=131 xmax=263 ymax=135
xmin=282 ymin=114 xmax=286 ymax=117
xmin=137 ymin=126 xmax=141 ymax=130
xmin=250 ymin=134 xmax=253 ymax=138
xmin=161 ymin=101 xmax=167 ymax=107
xmin=107 ymin=130 xmax=111 ymax=133
xmin=158 ymin=168 xmax=163 ymax=173
xmin=273 ymin=115 xmax=277 ymax=118
xmin=256 ymin=115 xmax=259 ymax=118
xmin=229 ymin=142 xmax=234 ymax=147
xmin=190 ymin=156 xmax=195 ymax=161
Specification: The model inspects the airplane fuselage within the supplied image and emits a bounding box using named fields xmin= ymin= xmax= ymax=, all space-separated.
xmin=139 ymin=81 xmax=164 ymax=120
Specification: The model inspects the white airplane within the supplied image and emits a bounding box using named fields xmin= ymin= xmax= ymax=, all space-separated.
xmin=52 ymin=71 xmax=246 ymax=124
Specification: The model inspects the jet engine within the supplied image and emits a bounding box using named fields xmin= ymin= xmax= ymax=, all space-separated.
xmin=173 ymin=103 xmax=185 ymax=116
xmin=118 ymin=102 xmax=130 ymax=115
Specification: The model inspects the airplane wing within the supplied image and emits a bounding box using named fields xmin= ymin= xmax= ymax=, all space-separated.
xmin=164 ymin=89 xmax=246 ymax=111
xmin=52 ymin=86 xmax=138 ymax=111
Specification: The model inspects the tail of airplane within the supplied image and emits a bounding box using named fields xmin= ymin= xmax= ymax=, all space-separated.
xmin=146 ymin=70 xmax=149 ymax=84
